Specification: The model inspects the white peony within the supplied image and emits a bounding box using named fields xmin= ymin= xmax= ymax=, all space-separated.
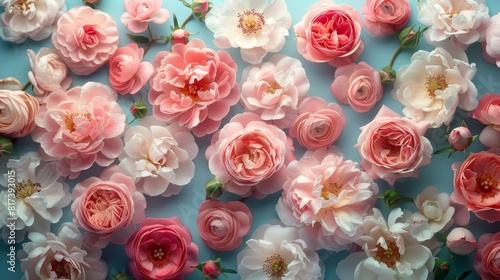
xmin=412 ymin=186 xmax=455 ymax=233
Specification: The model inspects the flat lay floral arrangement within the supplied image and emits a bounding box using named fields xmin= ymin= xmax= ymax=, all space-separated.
xmin=1 ymin=0 xmax=500 ymax=279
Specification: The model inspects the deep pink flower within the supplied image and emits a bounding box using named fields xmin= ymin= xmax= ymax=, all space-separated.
xmin=472 ymin=94 xmax=500 ymax=148
xmin=202 ymin=260 xmax=220 ymax=280
xmin=474 ymin=232 xmax=500 ymax=280
xmin=121 ymin=0 xmax=170 ymax=33
xmin=362 ymin=0 xmax=411 ymax=36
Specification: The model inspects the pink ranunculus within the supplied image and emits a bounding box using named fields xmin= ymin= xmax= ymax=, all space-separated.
xmin=121 ymin=0 xmax=170 ymax=33
xmin=289 ymin=97 xmax=346 ymax=150
xmin=362 ymin=0 xmax=411 ymax=36
xmin=206 ymin=112 xmax=295 ymax=198
xmin=31 ymin=82 xmax=126 ymax=179
xmin=125 ymin=217 xmax=198 ymax=280
xmin=52 ymin=6 xmax=119 ymax=75
xmin=202 ymin=260 xmax=220 ymax=280
xmin=448 ymin=126 xmax=473 ymax=151
xmin=446 ymin=227 xmax=476 ymax=255
xmin=355 ymin=105 xmax=433 ymax=185
xmin=474 ymin=232 xmax=500 ymax=280
xmin=483 ymin=14 xmax=500 ymax=67
xmin=472 ymin=94 xmax=500 ymax=148
xmin=149 ymin=39 xmax=239 ymax=137
xmin=294 ymin=0 xmax=364 ymax=67
xmin=196 ymin=199 xmax=252 ymax=251
xmin=330 ymin=62 xmax=383 ymax=113
xmin=108 ymin=43 xmax=153 ymax=95
xmin=71 ymin=165 xmax=146 ymax=248
xmin=450 ymin=150 xmax=500 ymax=222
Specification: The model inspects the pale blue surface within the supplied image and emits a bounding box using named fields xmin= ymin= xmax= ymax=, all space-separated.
xmin=1 ymin=0 xmax=500 ymax=279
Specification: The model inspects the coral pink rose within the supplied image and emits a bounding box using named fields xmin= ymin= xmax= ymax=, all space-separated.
xmin=206 ymin=112 xmax=295 ymax=198
xmin=125 ymin=217 xmax=198 ymax=280
xmin=450 ymin=150 xmax=500 ymax=222
xmin=149 ymin=39 xmax=239 ymax=137
xmin=446 ymin=227 xmax=476 ymax=255
xmin=196 ymin=200 xmax=252 ymax=251
xmin=52 ymin=6 xmax=119 ymax=75
xmin=72 ymin=165 xmax=146 ymax=248
xmin=355 ymin=105 xmax=433 ymax=185
xmin=121 ymin=0 xmax=170 ymax=33
xmin=294 ymin=0 xmax=364 ymax=67
xmin=474 ymin=232 xmax=500 ymax=280
xmin=289 ymin=97 xmax=346 ymax=150
xmin=483 ymin=14 xmax=500 ymax=67
xmin=330 ymin=62 xmax=383 ymax=113
xmin=472 ymin=94 xmax=500 ymax=148
xmin=32 ymin=82 xmax=126 ymax=179
xmin=362 ymin=0 xmax=411 ymax=36
xmin=108 ymin=43 xmax=153 ymax=95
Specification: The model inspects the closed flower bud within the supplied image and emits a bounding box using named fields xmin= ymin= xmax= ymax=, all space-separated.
xmin=172 ymin=29 xmax=190 ymax=45
xmin=111 ymin=272 xmax=131 ymax=280
xmin=205 ymin=178 xmax=225 ymax=199
xmin=130 ymin=101 xmax=148 ymax=119
xmin=446 ymin=227 xmax=476 ymax=255
xmin=379 ymin=66 xmax=397 ymax=84
xmin=202 ymin=260 xmax=221 ymax=280
xmin=398 ymin=25 xmax=426 ymax=49
xmin=433 ymin=258 xmax=450 ymax=278
xmin=448 ymin=126 xmax=474 ymax=151
xmin=191 ymin=0 xmax=211 ymax=20
xmin=0 ymin=137 xmax=14 ymax=157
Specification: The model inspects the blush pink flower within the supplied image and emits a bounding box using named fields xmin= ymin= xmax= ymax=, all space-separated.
xmin=149 ymin=39 xmax=239 ymax=137
xmin=71 ymin=165 xmax=146 ymax=248
xmin=289 ymin=97 xmax=346 ymax=150
xmin=108 ymin=43 xmax=153 ymax=95
xmin=125 ymin=217 xmax=198 ymax=280
xmin=362 ymin=0 xmax=411 ymax=36
xmin=206 ymin=112 xmax=295 ymax=199
xmin=355 ymin=105 xmax=433 ymax=185
xmin=32 ymin=82 xmax=126 ymax=179
xmin=450 ymin=150 xmax=500 ymax=222
xmin=121 ymin=0 xmax=170 ymax=33
xmin=474 ymin=232 xmax=500 ymax=280
xmin=330 ymin=62 xmax=383 ymax=113
xmin=446 ymin=227 xmax=476 ymax=255
xmin=483 ymin=14 xmax=500 ymax=67
xmin=196 ymin=199 xmax=252 ymax=251
xmin=52 ymin=6 xmax=119 ymax=75
xmin=448 ymin=126 xmax=473 ymax=151
xmin=472 ymin=94 xmax=500 ymax=148
xmin=295 ymin=0 xmax=364 ymax=67
xmin=240 ymin=54 xmax=309 ymax=129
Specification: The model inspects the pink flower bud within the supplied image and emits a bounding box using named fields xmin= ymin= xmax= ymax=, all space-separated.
xmin=202 ymin=260 xmax=221 ymax=280
xmin=191 ymin=0 xmax=210 ymax=20
xmin=448 ymin=126 xmax=473 ymax=151
xmin=446 ymin=227 xmax=476 ymax=255
xmin=172 ymin=29 xmax=190 ymax=45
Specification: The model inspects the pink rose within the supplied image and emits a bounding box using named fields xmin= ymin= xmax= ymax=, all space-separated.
xmin=294 ymin=0 xmax=364 ymax=67
xmin=206 ymin=112 xmax=295 ymax=198
xmin=108 ymin=43 xmax=153 ymax=95
xmin=149 ymin=39 xmax=239 ymax=137
xmin=474 ymin=232 xmax=500 ymax=280
xmin=289 ymin=97 xmax=346 ymax=150
xmin=448 ymin=126 xmax=473 ymax=151
xmin=171 ymin=29 xmax=189 ymax=45
xmin=125 ymin=217 xmax=198 ymax=280
xmin=72 ymin=165 xmax=146 ymax=248
xmin=196 ymin=200 xmax=252 ymax=251
xmin=472 ymin=94 xmax=500 ymax=148
xmin=202 ymin=260 xmax=221 ymax=280
xmin=121 ymin=0 xmax=170 ymax=33
xmin=446 ymin=227 xmax=476 ymax=255
xmin=52 ymin=6 xmax=119 ymax=75
xmin=330 ymin=62 xmax=383 ymax=113
xmin=362 ymin=0 xmax=411 ymax=36
xmin=483 ymin=14 xmax=500 ymax=67
xmin=355 ymin=105 xmax=433 ymax=185
xmin=450 ymin=150 xmax=500 ymax=222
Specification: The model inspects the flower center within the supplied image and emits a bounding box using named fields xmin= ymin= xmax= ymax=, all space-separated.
xmin=237 ymin=9 xmax=265 ymax=35
xmin=50 ymin=258 xmax=71 ymax=279
xmin=266 ymin=80 xmax=282 ymax=94
xmin=85 ymin=189 xmax=125 ymax=228
xmin=15 ymin=179 xmax=41 ymax=199
xmin=79 ymin=25 xmax=101 ymax=48
xmin=148 ymin=246 xmax=171 ymax=267
xmin=262 ymin=254 xmax=287 ymax=278
xmin=382 ymin=4 xmax=393 ymax=14
xmin=321 ymin=181 xmax=342 ymax=200
xmin=375 ymin=239 xmax=401 ymax=267
xmin=180 ymin=82 xmax=209 ymax=102
xmin=425 ymin=75 xmax=447 ymax=98
xmin=64 ymin=112 xmax=92 ymax=132
xmin=476 ymin=172 xmax=499 ymax=200
xmin=8 ymin=0 xmax=36 ymax=14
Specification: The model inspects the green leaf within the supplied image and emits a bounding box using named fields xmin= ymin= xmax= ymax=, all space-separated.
xmin=434 ymin=147 xmax=455 ymax=155
xmin=457 ymin=270 xmax=472 ymax=280
xmin=126 ymin=34 xmax=150 ymax=44
xmin=220 ymin=268 xmax=237 ymax=274
xmin=173 ymin=14 xmax=180 ymax=29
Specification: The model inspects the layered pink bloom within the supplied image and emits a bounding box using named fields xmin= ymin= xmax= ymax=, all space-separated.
xmin=474 ymin=232 xmax=500 ymax=280
xmin=295 ymin=0 xmax=364 ymax=67
xmin=472 ymin=94 xmax=500 ymax=148
xmin=121 ymin=0 xmax=170 ymax=33
xmin=290 ymin=97 xmax=346 ymax=150
xmin=52 ymin=6 xmax=119 ymax=75
xmin=330 ymin=62 xmax=383 ymax=113
xmin=355 ymin=106 xmax=433 ymax=185
xmin=196 ymin=200 xmax=252 ymax=251
xmin=32 ymin=82 xmax=126 ymax=179
xmin=483 ymin=14 xmax=500 ymax=67
xmin=448 ymin=126 xmax=473 ymax=151
xmin=446 ymin=227 xmax=476 ymax=255
xmin=149 ymin=39 xmax=239 ymax=137
xmin=362 ymin=0 xmax=411 ymax=36
xmin=450 ymin=150 xmax=500 ymax=222
xmin=276 ymin=148 xmax=378 ymax=251
xmin=108 ymin=43 xmax=153 ymax=95
xmin=206 ymin=112 xmax=294 ymax=198
xmin=240 ymin=54 xmax=309 ymax=129
xmin=125 ymin=217 xmax=198 ymax=280
xmin=72 ymin=165 xmax=146 ymax=248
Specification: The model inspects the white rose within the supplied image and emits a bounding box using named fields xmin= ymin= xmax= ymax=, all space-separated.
xmin=412 ymin=186 xmax=455 ymax=233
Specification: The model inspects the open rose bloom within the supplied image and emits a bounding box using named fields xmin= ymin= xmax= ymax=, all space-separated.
xmin=121 ymin=0 xmax=170 ymax=33
xmin=483 ymin=14 xmax=500 ymax=67
xmin=472 ymin=94 xmax=500 ymax=148
xmin=362 ymin=0 xmax=411 ymax=36
xmin=474 ymin=232 xmax=500 ymax=280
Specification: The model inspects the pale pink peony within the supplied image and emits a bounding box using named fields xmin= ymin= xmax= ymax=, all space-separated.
xmin=330 ymin=62 xmax=383 ymax=113
xmin=474 ymin=232 xmax=500 ymax=280
xmin=206 ymin=112 xmax=294 ymax=198
xmin=71 ymin=165 xmax=146 ymax=248
xmin=52 ymin=6 xmax=119 ymax=75
xmin=240 ymin=54 xmax=309 ymax=129
xmin=483 ymin=14 xmax=500 ymax=67
xmin=294 ymin=0 xmax=364 ymax=67
xmin=472 ymin=94 xmax=500 ymax=148
xmin=446 ymin=227 xmax=476 ymax=255
xmin=121 ymin=0 xmax=170 ymax=33
xmin=289 ymin=97 xmax=346 ymax=151
xmin=108 ymin=43 xmax=153 ymax=95
xmin=355 ymin=105 xmax=433 ymax=185
xmin=32 ymin=82 xmax=126 ymax=179
xmin=149 ymin=39 xmax=239 ymax=137
xmin=362 ymin=0 xmax=411 ymax=36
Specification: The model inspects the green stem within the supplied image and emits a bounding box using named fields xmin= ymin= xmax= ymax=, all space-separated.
xmin=21 ymin=81 xmax=31 ymax=91
xmin=388 ymin=46 xmax=403 ymax=68
xmin=180 ymin=13 xmax=194 ymax=29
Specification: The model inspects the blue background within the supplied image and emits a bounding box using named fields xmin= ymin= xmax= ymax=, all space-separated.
xmin=1 ymin=0 xmax=500 ymax=279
